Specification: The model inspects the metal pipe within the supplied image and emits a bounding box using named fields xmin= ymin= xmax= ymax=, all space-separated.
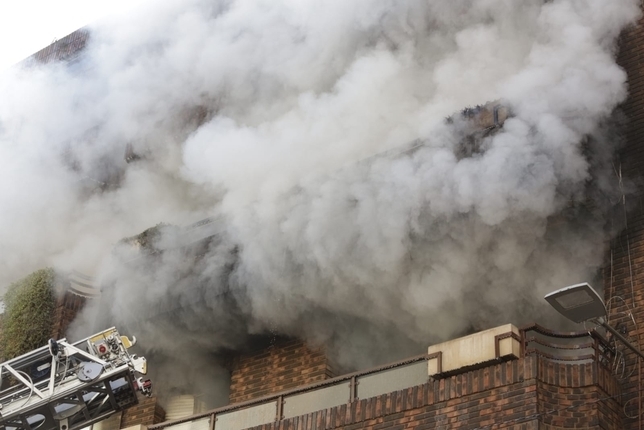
xmin=599 ymin=321 xmax=644 ymax=360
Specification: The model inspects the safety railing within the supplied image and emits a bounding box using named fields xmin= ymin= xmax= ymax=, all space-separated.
xmin=148 ymin=353 xmax=430 ymax=430
xmin=147 ymin=324 xmax=617 ymax=430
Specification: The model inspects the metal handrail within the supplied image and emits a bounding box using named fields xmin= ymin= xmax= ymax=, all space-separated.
xmin=148 ymin=324 xmax=617 ymax=430
xmin=147 ymin=353 xmax=429 ymax=430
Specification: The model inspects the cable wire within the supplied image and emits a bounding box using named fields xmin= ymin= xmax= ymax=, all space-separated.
xmin=15 ymin=370 xmax=35 ymax=410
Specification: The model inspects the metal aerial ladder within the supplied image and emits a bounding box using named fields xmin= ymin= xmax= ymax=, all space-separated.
xmin=0 ymin=328 xmax=151 ymax=430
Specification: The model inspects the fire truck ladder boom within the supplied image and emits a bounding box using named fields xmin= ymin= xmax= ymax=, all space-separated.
xmin=0 ymin=328 xmax=151 ymax=430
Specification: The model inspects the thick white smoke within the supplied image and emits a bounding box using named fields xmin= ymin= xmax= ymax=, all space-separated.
xmin=0 ymin=0 xmax=640 ymax=404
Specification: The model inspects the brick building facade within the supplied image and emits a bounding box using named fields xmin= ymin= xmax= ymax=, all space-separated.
xmin=29 ymin=29 xmax=89 ymax=65
xmin=144 ymin=325 xmax=622 ymax=430
xmin=51 ymin=291 xmax=85 ymax=340
xmin=121 ymin=396 xmax=167 ymax=429
xmin=229 ymin=339 xmax=335 ymax=404
xmin=11 ymin=5 xmax=644 ymax=430
xmin=603 ymin=9 xmax=644 ymax=430
xmin=247 ymin=356 xmax=621 ymax=430
xmin=195 ymin=17 xmax=644 ymax=424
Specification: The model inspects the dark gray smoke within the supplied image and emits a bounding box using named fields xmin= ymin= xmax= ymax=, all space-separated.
xmin=0 ymin=0 xmax=640 ymax=406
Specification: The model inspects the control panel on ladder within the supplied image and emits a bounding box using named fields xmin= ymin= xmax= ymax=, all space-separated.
xmin=0 ymin=328 xmax=152 ymax=430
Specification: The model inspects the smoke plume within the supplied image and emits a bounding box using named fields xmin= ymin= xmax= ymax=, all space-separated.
xmin=0 ymin=0 xmax=640 ymax=405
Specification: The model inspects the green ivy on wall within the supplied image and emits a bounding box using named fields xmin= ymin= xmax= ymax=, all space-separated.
xmin=0 ymin=268 xmax=56 ymax=360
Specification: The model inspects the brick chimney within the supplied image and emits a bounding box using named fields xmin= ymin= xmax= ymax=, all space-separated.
xmin=120 ymin=395 xmax=166 ymax=428
xmin=228 ymin=338 xmax=334 ymax=404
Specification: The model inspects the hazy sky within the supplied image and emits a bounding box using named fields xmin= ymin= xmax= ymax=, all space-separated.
xmin=0 ymin=0 xmax=146 ymax=71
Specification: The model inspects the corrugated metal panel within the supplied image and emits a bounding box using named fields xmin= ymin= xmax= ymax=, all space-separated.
xmin=68 ymin=270 xmax=101 ymax=298
xmin=165 ymin=395 xmax=197 ymax=420
xmin=214 ymin=401 xmax=276 ymax=430
xmin=156 ymin=396 xmax=209 ymax=430
xmin=92 ymin=412 xmax=121 ymax=430
xmin=195 ymin=399 xmax=209 ymax=415
xmin=357 ymin=361 xmax=427 ymax=400
xmin=283 ymin=383 xmax=349 ymax=419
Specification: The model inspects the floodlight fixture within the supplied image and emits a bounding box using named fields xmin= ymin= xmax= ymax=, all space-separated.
xmin=545 ymin=282 xmax=644 ymax=360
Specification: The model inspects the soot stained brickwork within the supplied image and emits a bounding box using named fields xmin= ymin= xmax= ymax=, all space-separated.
xmin=229 ymin=338 xmax=335 ymax=404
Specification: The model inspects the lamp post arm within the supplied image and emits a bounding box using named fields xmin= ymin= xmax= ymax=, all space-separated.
xmin=598 ymin=320 xmax=644 ymax=361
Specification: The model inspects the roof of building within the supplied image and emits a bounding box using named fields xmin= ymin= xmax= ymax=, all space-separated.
xmin=26 ymin=29 xmax=89 ymax=66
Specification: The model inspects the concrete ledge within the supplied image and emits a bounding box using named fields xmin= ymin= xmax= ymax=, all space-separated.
xmin=428 ymin=324 xmax=520 ymax=377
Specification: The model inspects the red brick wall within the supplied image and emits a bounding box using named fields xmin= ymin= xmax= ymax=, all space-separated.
xmin=617 ymin=20 xmax=644 ymax=179
xmin=605 ymin=13 xmax=644 ymax=430
xmin=603 ymin=214 xmax=644 ymax=426
xmin=229 ymin=338 xmax=334 ymax=404
xmin=246 ymin=355 xmax=620 ymax=430
xmin=30 ymin=29 xmax=89 ymax=65
xmin=535 ymin=360 xmax=621 ymax=429
xmin=50 ymin=291 xmax=85 ymax=340
xmin=120 ymin=395 xmax=166 ymax=428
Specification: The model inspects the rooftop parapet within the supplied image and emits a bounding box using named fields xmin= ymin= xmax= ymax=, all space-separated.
xmin=143 ymin=323 xmax=620 ymax=430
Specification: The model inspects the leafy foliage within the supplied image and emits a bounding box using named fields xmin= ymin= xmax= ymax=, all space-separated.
xmin=0 ymin=268 xmax=56 ymax=360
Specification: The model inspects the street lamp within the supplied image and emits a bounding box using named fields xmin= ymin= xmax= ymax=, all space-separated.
xmin=545 ymin=282 xmax=644 ymax=360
